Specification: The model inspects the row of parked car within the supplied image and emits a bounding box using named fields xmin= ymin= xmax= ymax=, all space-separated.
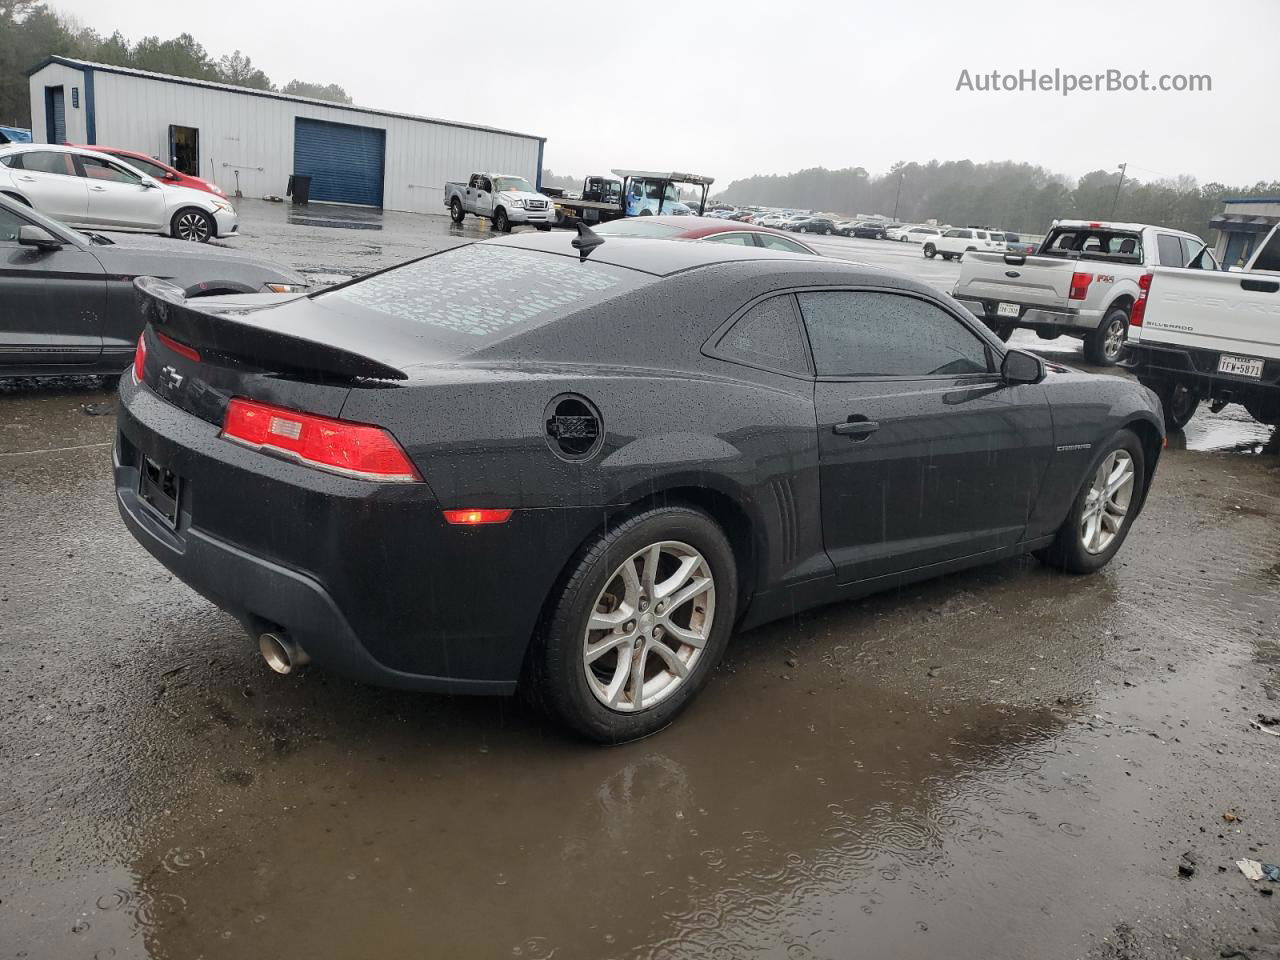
xmin=707 ymin=208 xmax=1037 ymax=254
xmin=0 ymin=142 xmax=234 ymax=242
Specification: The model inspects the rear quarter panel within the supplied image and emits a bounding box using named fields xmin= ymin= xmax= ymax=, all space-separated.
xmin=338 ymin=362 xmax=825 ymax=595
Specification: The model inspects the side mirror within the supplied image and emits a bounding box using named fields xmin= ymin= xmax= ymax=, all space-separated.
xmin=18 ymin=224 xmax=62 ymax=251
xmin=163 ymin=171 xmax=178 ymax=180
xmin=1002 ymin=349 xmax=1044 ymax=385
xmin=141 ymin=179 xmax=159 ymax=189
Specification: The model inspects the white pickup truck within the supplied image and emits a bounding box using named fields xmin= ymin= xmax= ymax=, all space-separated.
xmin=1123 ymin=225 xmax=1280 ymax=430
xmin=444 ymin=173 xmax=556 ymax=232
xmin=952 ymin=220 xmax=1213 ymax=365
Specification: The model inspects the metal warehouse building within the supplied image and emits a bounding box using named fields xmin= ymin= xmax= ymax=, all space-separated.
xmin=25 ymin=56 xmax=545 ymax=213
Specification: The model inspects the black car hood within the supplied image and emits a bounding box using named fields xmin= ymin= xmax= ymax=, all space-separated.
xmin=93 ymin=237 xmax=306 ymax=288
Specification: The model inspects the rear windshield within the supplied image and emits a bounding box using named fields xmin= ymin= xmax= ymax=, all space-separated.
xmin=1041 ymin=227 xmax=1143 ymax=263
xmin=318 ymin=243 xmax=647 ymax=349
xmin=593 ymin=220 xmax=684 ymax=238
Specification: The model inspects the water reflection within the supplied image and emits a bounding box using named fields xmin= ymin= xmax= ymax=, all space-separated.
xmin=104 ymin=665 xmax=1069 ymax=960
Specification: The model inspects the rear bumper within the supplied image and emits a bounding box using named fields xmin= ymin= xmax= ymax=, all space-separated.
xmin=112 ymin=377 xmax=603 ymax=695
xmin=953 ymin=296 xmax=1098 ymax=331
xmin=1122 ymin=342 xmax=1280 ymax=394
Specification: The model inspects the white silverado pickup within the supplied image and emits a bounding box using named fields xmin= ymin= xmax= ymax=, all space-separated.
xmin=952 ymin=220 xmax=1213 ymax=365
xmin=1124 ymin=225 xmax=1280 ymax=430
xmin=444 ymin=173 xmax=555 ymax=232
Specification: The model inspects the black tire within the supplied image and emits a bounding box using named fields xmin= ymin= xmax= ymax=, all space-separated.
xmin=992 ymin=323 xmax=1015 ymax=342
xmin=1036 ymin=329 xmax=1061 ymax=340
xmin=941 ymin=252 xmax=954 ymax=261
xmin=1035 ymin=429 xmax=1145 ymax=574
xmin=170 ymin=207 xmax=214 ymax=243
xmin=798 ymin=226 xmax=808 ymax=233
xmin=923 ymin=243 xmax=936 ymax=259
xmin=1146 ymin=379 xmax=1200 ymax=430
xmin=536 ymin=224 xmax=552 ymax=231
xmin=1083 ymin=306 xmax=1129 ymax=366
xmin=527 ymin=505 xmax=738 ymax=743
xmin=493 ymin=208 xmax=511 ymax=232
xmin=450 ymin=198 xmax=465 ymax=223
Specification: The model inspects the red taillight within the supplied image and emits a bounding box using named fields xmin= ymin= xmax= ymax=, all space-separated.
xmin=221 ymin=397 xmax=420 ymax=482
xmin=1130 ymin=272 xmax=1153 ymax=327
xmin=443 ymin=508 xmax=513 ymax=526
xmin=1069 ymin=271 xmax=1093 ymax=301
xmin=157 ymin=331 xmax=201 ymax=362
xmin=133 ymin=332 xmax=147 ymax=382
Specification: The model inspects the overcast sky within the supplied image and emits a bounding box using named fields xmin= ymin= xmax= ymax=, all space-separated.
xmin=52 ymin=0 xmax=1279 ymax=189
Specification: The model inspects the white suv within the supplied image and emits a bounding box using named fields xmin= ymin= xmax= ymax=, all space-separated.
xmin=924 ymin=227 xmax=1006 ymax=261
xmin=0 ymin=144 xmax=237 ymax=243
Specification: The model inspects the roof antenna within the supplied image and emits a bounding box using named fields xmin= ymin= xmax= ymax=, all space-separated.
xmin=571 ymin=221 xmax=605 ymax=261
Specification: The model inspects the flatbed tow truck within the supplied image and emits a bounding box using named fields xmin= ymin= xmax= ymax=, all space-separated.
xmin=543 ymin=170 xmax=715 ymax=224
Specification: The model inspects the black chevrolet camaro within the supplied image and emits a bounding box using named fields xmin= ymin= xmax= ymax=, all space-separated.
xmin=114 ymin=231 xmax=1164 ymax=741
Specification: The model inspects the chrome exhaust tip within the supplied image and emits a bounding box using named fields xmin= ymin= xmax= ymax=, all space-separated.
xmin=258 ymin=632 xmax=309 ymax=675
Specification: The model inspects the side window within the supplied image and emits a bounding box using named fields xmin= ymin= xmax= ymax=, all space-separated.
xmin=0 ymin=203 xmax=30 ymax=243
xmin=79 ymin=155 xmax=141 ymax=183
xmin=705 ymin=232 xmax=755 ymax=246
xmin=1156 ymin=233 xmax=1184 ymax=266
xmin=21 ymin=151 xmax=76 ymax=176
xmin=713 ymin=296 xmax=810 ymax=376
xmin=757 ymin=233 xmax=811 ymax=253
xmin=468 ymin=175 xmax=479 ymax=189
xmin=797 ymin=291 xmax=992 ymax=378
xmin=1179 ymin=237 xmax=1217 ymax=270
xmin=123 ymin=156 xmax=169 ymax=178
xmin=957 ymin=229 xmax=973 ymax=239
xmin=943 ymin=229 xmax=960 ymax=238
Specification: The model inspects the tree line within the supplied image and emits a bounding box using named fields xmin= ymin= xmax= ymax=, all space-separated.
xmin=0 ymin=0 xmax=352 ymax=127
xmin=713 ymin=161 xmax=1280 ymax=236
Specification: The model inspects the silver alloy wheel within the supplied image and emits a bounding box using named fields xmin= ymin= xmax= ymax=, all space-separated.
xmin=1080 ymin=449 xmax=1135 ymax=554
xmin=582 ymin=540 xmax=715 ymax=713
xmin=1103 ymin=317 xmax=1127 ymax=361
xmin=175 ymin=211 xmax=210 ymax=242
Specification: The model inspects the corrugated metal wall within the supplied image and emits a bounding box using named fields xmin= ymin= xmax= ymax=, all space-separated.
xmin=73 ymin=68 xmax=540 ymax=213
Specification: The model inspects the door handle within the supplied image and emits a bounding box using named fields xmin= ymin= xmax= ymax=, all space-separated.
xmin=17 ymin=175 xmax=35 ymax=182
xmin=90 ymin=185 xmax=106 ymax=192
xmin=833 ymin=417 xmax=880 ymax=439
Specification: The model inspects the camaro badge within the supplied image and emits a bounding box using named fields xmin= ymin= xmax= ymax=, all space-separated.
xmin=1056 ymin=442 xmax=1092 ymax=452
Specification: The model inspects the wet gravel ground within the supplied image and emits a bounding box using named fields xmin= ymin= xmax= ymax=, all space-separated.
xmin=2 ymin=204 xmax=1278 ymax=959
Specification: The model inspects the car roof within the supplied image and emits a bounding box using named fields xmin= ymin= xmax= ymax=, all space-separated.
xmin=488 ymin=230 xmax=826 ymax=276
xmin=68 ymin=143 xmax=163 ymax=163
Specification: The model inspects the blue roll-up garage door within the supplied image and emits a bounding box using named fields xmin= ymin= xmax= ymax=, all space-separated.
xmin=293 ymin=117 xmax=385 ymax=207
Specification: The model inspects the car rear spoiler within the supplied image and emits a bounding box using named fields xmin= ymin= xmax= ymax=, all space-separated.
xmin=134 ymin=276 xmax=408 ymax=381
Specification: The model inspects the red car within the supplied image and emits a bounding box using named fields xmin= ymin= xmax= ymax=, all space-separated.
xmin=591 ymin=215 xmax=820 ymax=255
xmin=66 ymin=144 xmax=226 ymax=198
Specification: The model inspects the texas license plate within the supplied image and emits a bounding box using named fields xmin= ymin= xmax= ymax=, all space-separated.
xmin=1217 ymin=354 xmax=1264 ymax=379
xmin=996 ymin=302 xmax=1020 ymax=318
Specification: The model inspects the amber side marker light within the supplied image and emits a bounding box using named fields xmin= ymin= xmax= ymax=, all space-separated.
xmin=443 ymin=508 xmax=513 ymax=526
